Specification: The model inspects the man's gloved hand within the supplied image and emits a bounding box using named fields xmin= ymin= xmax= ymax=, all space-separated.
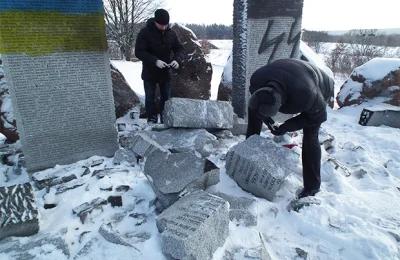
xmin=169 ymin=60 xmax=179 ymax=69
xmin=266 ymin=123 xmax=287 ymax=136
xmin=156 ymin=60 xmax=168 ymax=69
xmin=263 ymin=117 xmax=275 ymax=125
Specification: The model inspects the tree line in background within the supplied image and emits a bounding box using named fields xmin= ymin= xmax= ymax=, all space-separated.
xmin=303 ymin=29 xmax=400 ymax=75
xmin=184 ymin=24 xmax=233 ymax=39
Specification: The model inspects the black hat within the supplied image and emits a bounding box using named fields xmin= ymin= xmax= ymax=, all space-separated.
xmin=155 ymin=9 xmax=169 ymax=25
xmin=248 ymin=87 xmax=281 ymax=118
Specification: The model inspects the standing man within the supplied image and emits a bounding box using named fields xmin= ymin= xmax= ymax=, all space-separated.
xmin=246 ymin=58 xmax=334 ymax=199
xmin=135 ymin=9 xmax=184 ymax=124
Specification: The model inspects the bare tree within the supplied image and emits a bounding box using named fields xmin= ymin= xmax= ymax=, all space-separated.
xmin=104 ymin=0 xmax=164 ymax=61
xmin=346 ymin=29 xmax=389 ymax=67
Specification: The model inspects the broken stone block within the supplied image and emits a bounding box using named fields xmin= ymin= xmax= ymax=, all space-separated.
xmin=99 ymin=223 xmax=140 ymax=250
xmin=147 ymin=128 xmax=218 ymax=157
xmin=113 ymin=148 xmax=138 ymax=166
xmin=359 ymin=104 xmax=400 ymax=128
xmin=163 ymin=97 xmax=234 ymax=129
xmin=226 ymin=135 xmax=298 ymax=201
xmin=156 ymin=190 xmax=229 ymax=260
xmin=231 ymin=114 xmax=248 ymax=136
xmin=123 ymin=132 xmax=168 ymax=158
xmin=144 ymin=150 xmax=220 ymax=210
xmin=213 ymin=192 xmax=257 ymax=227
xmin=0 ymin=183 xmax=39 ymax=241
xmin=73 ymin=197 xmax=107 ymax=224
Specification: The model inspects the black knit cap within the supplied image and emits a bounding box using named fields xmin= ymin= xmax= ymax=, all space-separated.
xmin=248 ymin=87 xmax=281 ymax=118
xmin=155 ymin=9 xmax=169 ymax=25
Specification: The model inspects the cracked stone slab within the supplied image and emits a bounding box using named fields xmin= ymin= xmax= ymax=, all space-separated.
xmin=156 ymin=190 xmax=229 ymax=260
xmin=144 ymin=150 xmax=220 ymax=210
xmin=122 ymin=132 xmax=168 ymax=158
xmin=0 ymin=183 xmax=39 ymax=241
xmin=163 ymin=97 xmax=234 ymax=129
xmin=226 ymin=135 xmax=298 ymax=201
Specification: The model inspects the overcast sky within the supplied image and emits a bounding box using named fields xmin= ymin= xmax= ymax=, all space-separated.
xmin=164 ymin=0 xmax=399 ymax=31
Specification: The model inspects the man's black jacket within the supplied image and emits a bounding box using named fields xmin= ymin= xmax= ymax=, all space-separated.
xmin=135 ymin=18 xmax=184 ymax=83
xmin=247 ymin=58 xmax=335 ymax=137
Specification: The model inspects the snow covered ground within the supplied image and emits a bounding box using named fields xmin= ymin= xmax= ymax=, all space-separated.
xmin=1 ymin=44 xmax=400 ymax=260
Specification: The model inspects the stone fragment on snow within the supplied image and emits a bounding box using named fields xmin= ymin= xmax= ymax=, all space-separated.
xmin=359 ymin=103 xmax=400 ymax=129
xmin=226 ymin=135 xmax=298 ymax=201
xmin=108 ymin=196 xmax=122 ymax=207
xmin=231 ymin=114 xmax=248 ymax=136
xmin=147 ymin=128 xmax=217 ymax=157
xmin=32 ymin=167 xmax=86 ymax=190
xmin=163 ymin=97 xmax=234 ymax=129
xmin=287 ymin=197 xmax=321 ymax=212
xmin=319 ymin=128 xmax=335 ymax=150
xmin=99 ymin=223 xmax=140 ymax=251
xmin=156 ymin=190 xmax=229 ymax=260
xmin=73 ymin=197 xmax=107 ymax=224
xmin=91 ymin=168 xmax=129 ymax=179
xmin=213 ymin=192 xmax=257 ymax=226
xmin=113 ymin=148 xmax=138 ymax=166
xmin=0 ymin=183 xmax=39 ymax=241
xmin=144 ymin=150 xmax=220 ymax=210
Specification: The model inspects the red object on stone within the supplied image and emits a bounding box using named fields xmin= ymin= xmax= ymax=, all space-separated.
xmin=282 ymin=144 xmax=298 ymax=149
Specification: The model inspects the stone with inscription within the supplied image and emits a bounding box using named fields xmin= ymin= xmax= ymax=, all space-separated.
xmin=0 ymin=183 xmax=39 ymax=241
xmin=144 ymin=150 xmax=220 ymax=210
xmin=213 ymin=192 xmax=257 ymax=227
xmin=156 ymin=190 xmax=229 ymax=260
xmin=359 ymin=104 xmax=400 ymax=129
xmin=163 ymin=98 xmax=234 ymax=129
xmin=147 ymin=128 xmax=218 ymax=157
xmin=226 ymin=135 xmax=299 ymax=201
xmin=0 ymin=0 xmax=119 ymax=172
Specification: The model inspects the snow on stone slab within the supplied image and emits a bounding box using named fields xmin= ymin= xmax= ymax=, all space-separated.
xmin=353 ymin=58 xmax=400 ymax=82
xmin=163 ymin=97 xmax=234 ymax=129
xmin=225 ymin=135 xmax=299 ymax=201
xmin=156 ymin=190 xmax=229 ymax=260
xmin=0 ymin=183 xmax=39 ymax=241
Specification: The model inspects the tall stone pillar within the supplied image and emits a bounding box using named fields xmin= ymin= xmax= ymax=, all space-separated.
xmin=0 ymin=0 xmax=119 ymax=171
xmin=232 ymin=0 xmax=304 ymax=118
